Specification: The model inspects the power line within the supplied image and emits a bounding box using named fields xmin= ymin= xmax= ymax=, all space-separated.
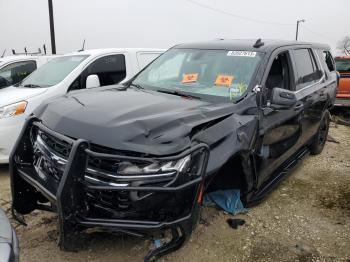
xmin=185 ymin=0 xmax=294 ymax=26
xmin=185 ymin=0 xmax=340 ymax=42
xmin=301 ymin=25 xmax=337 ymax=41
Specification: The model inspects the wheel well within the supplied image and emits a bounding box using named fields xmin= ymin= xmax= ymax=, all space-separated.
xmin=205 ymin=154 xmax=248 ymax=194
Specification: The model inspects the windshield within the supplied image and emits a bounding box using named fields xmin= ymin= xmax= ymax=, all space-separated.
xmin=335 ymin=58 xmax=350 ymax=73
xmin=133 ymin=49 xmax=263 ymax=102
xmin=19 ymin=55 xmax=89 ymax=88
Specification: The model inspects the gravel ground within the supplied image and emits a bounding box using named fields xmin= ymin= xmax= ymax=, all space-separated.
xmin=0 ymin=123 xmax=349 ymax=262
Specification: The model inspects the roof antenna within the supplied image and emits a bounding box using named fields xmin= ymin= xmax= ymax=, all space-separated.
xmin=12 ymin=49 xmax=16 ymax=55
xmin=78 ymin=39 xmax=86 ymax=52
xmin=253 ymin=38 xmax=264 ymax=48
xmin=24 ymin=47 xmax=28 ymax=55
xmin=43 ymin=44 xmax=47 ymax=55
xmin=1 ymin=49 xmax=6 ymax=58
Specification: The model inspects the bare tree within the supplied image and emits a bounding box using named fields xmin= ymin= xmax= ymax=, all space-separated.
xmin=337 ymin=36 xmax=350 ymax=55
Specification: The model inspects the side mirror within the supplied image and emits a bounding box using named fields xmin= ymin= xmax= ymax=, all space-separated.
xmin=86 ymin=74 xmax=100 ymax=89
xmin=270 ymin=87 xmax=296 ymax=107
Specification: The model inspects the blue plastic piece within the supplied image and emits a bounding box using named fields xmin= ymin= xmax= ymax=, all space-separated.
xmin=203 ymin=189 xmax=248 ymax=215
xmin=154 ymin=239 xmax=162 ymax=248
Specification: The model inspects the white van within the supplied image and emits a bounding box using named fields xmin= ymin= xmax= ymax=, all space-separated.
xmin=0 ymin=55 xmax=55 ymax=89
xmin=0 ymin=48 xmax=164 ymax=163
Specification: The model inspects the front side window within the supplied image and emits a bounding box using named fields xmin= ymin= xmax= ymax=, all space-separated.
xmin=293 ymin=49 xmax=322 ymax=90
xmin=19 ymin=55 xmax=88 ymax=88
xmin=0 ymin=60 xmax=37 ymax=88
xmin=335 ymin=58 xmax=350 ymax=73
xmin=86 ymin=54 xmax=126 ymax=86
xmin=264 ymin=52 xmax=292 ymax=100
xmin=133 ymin=49 xmax=263 ymax=102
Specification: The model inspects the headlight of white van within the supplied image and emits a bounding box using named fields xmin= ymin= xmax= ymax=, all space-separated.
xmin=0 ymin=101 xmax=27 ymax=119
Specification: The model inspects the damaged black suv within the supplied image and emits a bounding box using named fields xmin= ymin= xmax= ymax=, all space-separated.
xmin=10 ymin=39 xmax=337 ymax=261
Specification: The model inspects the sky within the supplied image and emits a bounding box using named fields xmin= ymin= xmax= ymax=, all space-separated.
xmin=0 ymin=0 xmax=349 ymax=56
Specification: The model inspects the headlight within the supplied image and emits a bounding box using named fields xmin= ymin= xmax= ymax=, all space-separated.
xmin=118 ymin=155 xmax=191 ymax=175
xmin=0 ymin=101 xmax=27 ymax=119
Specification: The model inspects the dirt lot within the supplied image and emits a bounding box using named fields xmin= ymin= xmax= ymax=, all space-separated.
xmin=0 ymin=123 xmax=349 ymax=262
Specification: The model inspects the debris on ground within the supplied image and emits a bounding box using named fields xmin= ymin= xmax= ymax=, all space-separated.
xmin=327 ymin=134 xmax=340 ymax=144
xmin=203 ymin=189 xmax=248 ymax=215
xmin=226 ymin=218 xmax=246 ymax=229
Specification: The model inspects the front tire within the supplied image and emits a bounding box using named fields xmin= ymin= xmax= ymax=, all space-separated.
xmin=310 ymin=110 xmax=330 ymax=155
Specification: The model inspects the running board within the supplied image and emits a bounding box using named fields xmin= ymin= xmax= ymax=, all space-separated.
xmin=248 ymin=147 xmax=310 ymax=206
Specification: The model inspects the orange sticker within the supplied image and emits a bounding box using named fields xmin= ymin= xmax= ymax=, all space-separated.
xmin=182 ymin=73 xmax=198 ymax=83
xmin=215 ymin=75 xmax=234 ymax=87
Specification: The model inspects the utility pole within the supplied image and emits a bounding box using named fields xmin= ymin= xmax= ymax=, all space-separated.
xmin=48 ymin=0 xmax=56 ymax=54
xmin=295 ymin=19 xmax=305 ymax=41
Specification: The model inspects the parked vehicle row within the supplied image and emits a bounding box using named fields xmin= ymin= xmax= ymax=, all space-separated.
xmin=0 ymin=48 xmax=164 ymax=163
xmin=0 ymin=55 xmax=55 ymax=89
xmin=8 ymin=39 xmax=338 ymax=261
xmin=334 ymin=56 xmax=350 ymax=106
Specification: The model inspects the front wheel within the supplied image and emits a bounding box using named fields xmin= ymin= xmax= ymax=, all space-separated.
xmin=310 ymin=110 xmax=330 ymax=155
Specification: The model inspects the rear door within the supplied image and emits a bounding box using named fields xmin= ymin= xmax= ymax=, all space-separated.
xmin=290 ymin=48 xmax=334 ymax=145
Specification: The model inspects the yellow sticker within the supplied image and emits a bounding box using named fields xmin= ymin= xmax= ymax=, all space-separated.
xmin=182 ymin=73 xmax=198 ymax=83
xmin=215 ymin=75 xmax=234 ymax=87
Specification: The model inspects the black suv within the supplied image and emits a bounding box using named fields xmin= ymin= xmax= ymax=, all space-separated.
xmin=10 ymin=39 xmax=337 ymax=261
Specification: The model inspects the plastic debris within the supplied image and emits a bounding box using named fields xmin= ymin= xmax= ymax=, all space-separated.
xmin=203 ymin=189 xmax=248 ymax=215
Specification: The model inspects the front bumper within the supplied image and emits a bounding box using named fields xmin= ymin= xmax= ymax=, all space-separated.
xmin=11 ymin=117 xmax=209 ymax=259
xmin=0 ymin=115 xmax=25 ymax=164
xmin=0 ymin=208 xmax=19 ymax=262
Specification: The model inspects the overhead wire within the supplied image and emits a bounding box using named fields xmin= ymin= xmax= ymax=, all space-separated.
xmin=185 ymin=0 xmax=294 ymax=26
xmin=185 ymin=0 xmax=338 ymax=42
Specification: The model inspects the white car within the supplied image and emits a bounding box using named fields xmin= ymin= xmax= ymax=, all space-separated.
xmin=0 ymin=48 xmax=164 ymax=163
xmin=0 ymin=55 xmax=55 ymax=89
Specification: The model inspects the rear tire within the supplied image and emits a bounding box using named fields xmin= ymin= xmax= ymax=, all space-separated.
xmin=310 ymin=110 xmax=330 ymax=155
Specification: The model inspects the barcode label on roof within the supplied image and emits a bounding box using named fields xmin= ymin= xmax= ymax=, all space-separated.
xmin=227 ymin=51 xmax=256 ymax=57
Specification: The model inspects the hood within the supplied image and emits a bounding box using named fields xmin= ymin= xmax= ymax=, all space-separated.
xmin=36 ymin=87 xmax=238 ymax=156
xmin=0 ymin=86 xmax=47 ymax=107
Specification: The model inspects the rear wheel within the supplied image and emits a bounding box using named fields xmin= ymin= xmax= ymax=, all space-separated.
xmin=310 ymin=110 xmax=330 ymax=155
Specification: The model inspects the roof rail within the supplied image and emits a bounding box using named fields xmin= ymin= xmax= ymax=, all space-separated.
xmin=253 ymin=38 xmax=264 ymax=48
xmin=12 ymin=47 xmax=43 ymax=56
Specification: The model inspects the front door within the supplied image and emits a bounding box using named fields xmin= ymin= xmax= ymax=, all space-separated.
xmin=255 ymin=49 xmax=304 ymax=187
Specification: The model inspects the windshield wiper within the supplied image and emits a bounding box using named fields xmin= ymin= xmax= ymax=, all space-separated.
xmin=129 ymin=83 xmax=144 ymax=90
xmin=156 ymin=89 xmax=201 ymax=100
xmin=23 ymin=84 xmax=42 ymax=88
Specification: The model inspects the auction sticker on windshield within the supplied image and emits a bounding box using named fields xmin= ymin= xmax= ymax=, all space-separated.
xmin=227 ymin=51 xmax=256 ymax=57
xmin=215 ymin=75 xmax=234 ymax=87
xmin=182 ymin=73 xmax=199 ymax=83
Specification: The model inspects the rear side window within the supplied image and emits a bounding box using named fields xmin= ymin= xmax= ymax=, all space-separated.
xmin=322 ymin=51 xmax=335 ymax=72
xmin=137 ymin=52 xmax=161 ymax=69
xmin=293 ymin=49 xmax=321 ymax=90
xmin=87 ymin=54 xmax=126 ymax=86
xmin=0 ymin=60 xmax=37 ymax=87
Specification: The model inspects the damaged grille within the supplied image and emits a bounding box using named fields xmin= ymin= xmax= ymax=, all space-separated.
xmin=31 ymin=128 xmax=176 ymax=218
xmin=32 ymin=129 xmax=71 ymax=181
